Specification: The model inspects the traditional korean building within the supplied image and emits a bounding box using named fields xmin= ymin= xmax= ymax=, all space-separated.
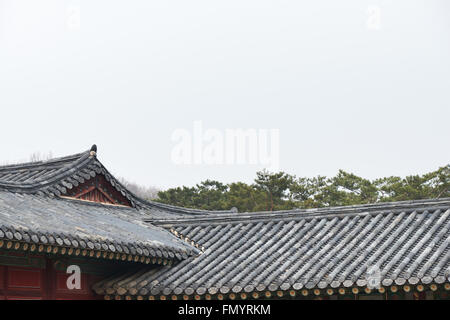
xmin=0 ymin=145 xmax=448 ymax=300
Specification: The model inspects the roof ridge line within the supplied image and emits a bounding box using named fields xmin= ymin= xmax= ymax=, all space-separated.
xmin=138 ymin=198 xmax=238 ymax=215
xmin=146 ymin=198 xmax=450 ymax=226
xmin=0 ymin=150 xmax=89 ymax=170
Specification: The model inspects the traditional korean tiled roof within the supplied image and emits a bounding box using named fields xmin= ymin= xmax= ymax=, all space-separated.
xmin=0 ymin=146 xmax=235 ymax=264
xmin=93 ymin=198 xmax=450 ymax=298
xmin=0 ymin=146 xmax=235 ymax=216
xmin=0 ymin=192 xmax=198 ymax=262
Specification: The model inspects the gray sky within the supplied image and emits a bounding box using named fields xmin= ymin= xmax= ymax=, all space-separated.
xmin=0 ymin=0 xmax=449 ymax=189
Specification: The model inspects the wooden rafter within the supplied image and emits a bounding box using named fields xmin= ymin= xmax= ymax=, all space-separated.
xmin=65 ymin=174 xmax=132 ymax=207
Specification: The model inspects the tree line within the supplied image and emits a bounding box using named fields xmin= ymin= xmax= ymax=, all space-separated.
xmin=154 ymin=165 xmax=449 ymax=212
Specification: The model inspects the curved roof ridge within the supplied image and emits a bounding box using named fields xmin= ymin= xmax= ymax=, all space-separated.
xmin=138 ymin=198 xmax=238 ymax=215
xmin=147 ymin=197 xmax=450 ymax=226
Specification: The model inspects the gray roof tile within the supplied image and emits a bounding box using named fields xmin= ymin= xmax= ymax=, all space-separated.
xmin=0 ymin=191 xmax=199 ymax=260
xmin=95 ymin=198 xmax=450 ymax=296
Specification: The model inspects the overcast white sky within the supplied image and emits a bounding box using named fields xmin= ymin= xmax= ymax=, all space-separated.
xmin=0 ymin=0 xmax=449 ymax=189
